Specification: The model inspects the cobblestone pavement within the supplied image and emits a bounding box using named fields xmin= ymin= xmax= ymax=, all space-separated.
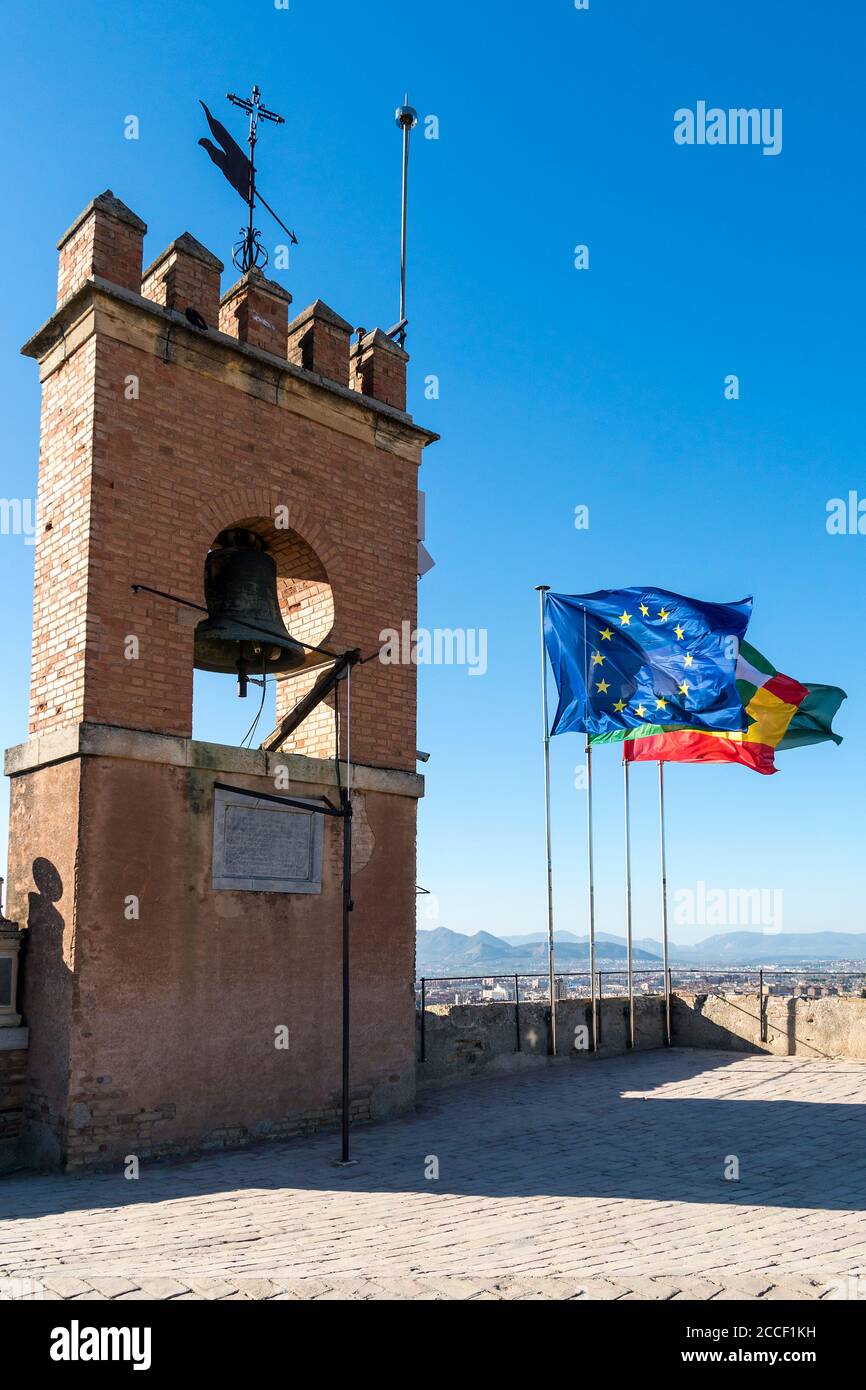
xmin=1 ymin=1050 xmax=864 ymax=1300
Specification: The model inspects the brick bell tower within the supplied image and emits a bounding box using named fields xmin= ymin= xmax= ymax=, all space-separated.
xmin=6 ymin=190 xmax=436 ymax=1170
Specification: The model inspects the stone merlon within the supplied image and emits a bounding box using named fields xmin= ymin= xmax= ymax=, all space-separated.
xmin=43 ymin=191 xmax=431 ymax=418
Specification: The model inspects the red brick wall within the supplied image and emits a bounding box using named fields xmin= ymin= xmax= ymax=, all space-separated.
xmin=0 ymin=1049 xmax=27 ymax=1146
xmin=288 ymin=320 xmax=351 ymax=386
xmin=29 ymin=338 xmax=96 ymax=734
xmin=276 ymin=558 xmax=336 ymax=758
xmin=350 ymin=339 xmax=408 ymax=412
xmin=29 ymin=329 xmax=420 ymax=769
xmin=142 ymin=249 xmax=221 ymax=327
xmin=219 ymin=278 xmax=290 ymax=358
xmin=57 ymin=212 xmax=143 ymax=306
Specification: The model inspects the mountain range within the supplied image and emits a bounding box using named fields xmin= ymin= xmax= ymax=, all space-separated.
xmin=416 ymin=927 xmax=866 ymax=975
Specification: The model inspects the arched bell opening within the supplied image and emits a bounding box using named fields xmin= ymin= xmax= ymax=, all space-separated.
xmin=271 ymin=529 xmax=339 ymax=759
xmin=191 ymin=517 xmax=335 ymax=750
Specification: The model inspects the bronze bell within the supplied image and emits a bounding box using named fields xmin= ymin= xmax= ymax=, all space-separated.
xmin=193 ymin=528 xmax=306 ymax=696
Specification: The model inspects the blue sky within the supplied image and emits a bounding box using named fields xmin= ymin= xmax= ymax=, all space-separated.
xmin=0 ymin=1 xmax=863 ymax=944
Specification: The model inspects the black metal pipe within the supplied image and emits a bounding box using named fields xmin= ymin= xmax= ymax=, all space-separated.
xmin=666 ymin=968 xmax=673 ymax=1046
xmin=212 ymin=781 xmax=339 ymax=815
xmin=420 ymin=978 xmax=426 ymax=1062
xmin=759 ymin=968 xmax=767 ymax=1043
xmin=514 ymin=973 xmax=521 ymax=1052
xmin=340 ymin=791 xmax=353 ymax=1163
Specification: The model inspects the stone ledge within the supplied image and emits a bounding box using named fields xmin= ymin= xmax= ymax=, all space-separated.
xmin=5 ymin=723 xmax=424 ymax=800
xmin=0 ymin=1028 xmax=29 ymax=1052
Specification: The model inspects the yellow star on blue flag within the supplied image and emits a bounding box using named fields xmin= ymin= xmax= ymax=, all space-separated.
xmin=543 ymin=586 xmax=752 ymax=737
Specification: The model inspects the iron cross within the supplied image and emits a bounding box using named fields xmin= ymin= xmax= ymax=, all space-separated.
xmin=226 ymin=86 xmax=286 ymax=272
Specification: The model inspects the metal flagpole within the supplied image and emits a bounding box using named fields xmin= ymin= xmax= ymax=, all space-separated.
xmin=535 ymin=585 xmax=557 ymax=1057
xmin=587 ymin=738 xmax=598 ymax=1051
xmin=624 ymin=758 xmax=635 ymax=1048
xmin=583 ymin=608 xmax=598 ymax=1052
xmin=658 ymin=761 xmax=672 ymax=1045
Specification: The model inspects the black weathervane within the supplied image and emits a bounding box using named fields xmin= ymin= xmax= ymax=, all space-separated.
xmin=198 ymin=84 xmax=298 ymax=274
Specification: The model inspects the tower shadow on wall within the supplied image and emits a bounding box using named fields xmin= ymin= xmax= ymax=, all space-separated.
xmin=19 ymin=858 xmax=72 ymax=1172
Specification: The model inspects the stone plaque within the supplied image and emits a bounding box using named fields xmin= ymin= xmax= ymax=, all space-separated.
xmin=212 ymin=786 xmax=324 ymax=893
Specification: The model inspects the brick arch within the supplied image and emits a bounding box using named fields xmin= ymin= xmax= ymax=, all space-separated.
xmin=193 ymin=489 xmax=340 ymax=755
xmin=194 ymin=492 xmax=337 ymax=653
xmin=195 ymin=488 xmax=341 ymax=583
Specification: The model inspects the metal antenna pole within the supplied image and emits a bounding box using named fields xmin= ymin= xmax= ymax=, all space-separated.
xmin=535 ymin=585 xmax=557 ymax=1057
xmin=659 ymin=761 xmax=672 ymax=1045
xmin=395 ymin=96 xmax=418 ymax=347
xmin=624 ymin=758 xmax=634 ymax=1048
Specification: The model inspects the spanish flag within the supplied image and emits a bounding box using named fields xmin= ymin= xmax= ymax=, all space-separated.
xmin=590 ymin=641 xmax=845 ymax=775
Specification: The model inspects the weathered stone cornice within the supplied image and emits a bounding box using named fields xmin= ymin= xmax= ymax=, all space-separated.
xmin=5 ymin=722 xmax=425 ymax=799
xmin=21 ymin=278 xmax=439 ymax=463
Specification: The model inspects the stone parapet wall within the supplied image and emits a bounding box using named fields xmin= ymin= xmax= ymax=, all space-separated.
xmin=417 ymin=995 xmax=667 ymax=1088
xmin=672 ymin=992 xmax=866 ymax=1060
xmin=417 ymin=990 xmax=866 ymax=1091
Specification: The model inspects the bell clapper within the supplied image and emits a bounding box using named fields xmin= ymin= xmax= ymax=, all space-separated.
xmin=236 ymin=653 xmax=250 ymax=698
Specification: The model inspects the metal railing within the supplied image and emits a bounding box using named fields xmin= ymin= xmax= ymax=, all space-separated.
xmin=415 ymin=971 xmax=641 ymax=1062
xmin=669 ymin=967 xmax=866 ymax=1044
xmin=415 ymin=967 xmax=865 ymax=1059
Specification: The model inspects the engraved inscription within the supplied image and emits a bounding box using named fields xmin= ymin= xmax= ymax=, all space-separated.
xmin=223 ymin=805 xmax=312 ymax=880
xmin=212 ymin=786 xmax=324 ymax=894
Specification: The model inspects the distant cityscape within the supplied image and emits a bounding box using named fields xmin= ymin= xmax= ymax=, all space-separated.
xmin=416 ymin=927 xmax=866 ymax=1006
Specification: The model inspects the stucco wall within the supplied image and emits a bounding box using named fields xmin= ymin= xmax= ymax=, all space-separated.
xmin=8 ymin=733 xmax=420 ymax=1170
xmin=8 ymin=758 xmax=80 ymax=1169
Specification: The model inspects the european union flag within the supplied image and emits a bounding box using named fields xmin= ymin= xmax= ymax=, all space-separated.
xmin=544 ymin=587 xmax=752 ymax=737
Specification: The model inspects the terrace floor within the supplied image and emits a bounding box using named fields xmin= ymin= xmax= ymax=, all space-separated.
xmin=1 ymin=1048 xmax=865 ymax=1300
